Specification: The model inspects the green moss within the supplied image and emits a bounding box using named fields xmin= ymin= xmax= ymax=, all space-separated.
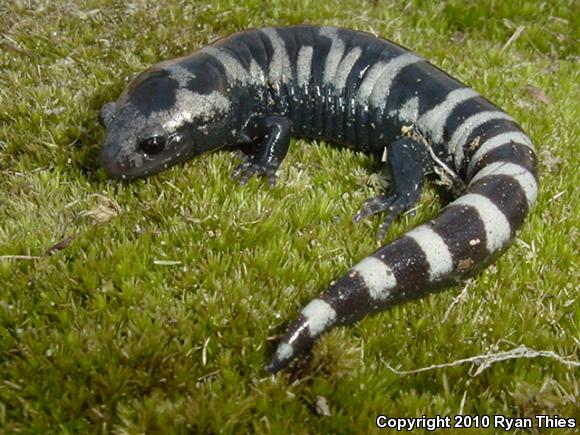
xmin=1 ymin=0 xmax=578 ymax=432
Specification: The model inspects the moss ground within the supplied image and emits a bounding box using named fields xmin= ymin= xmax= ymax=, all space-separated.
xmin=0 ymin=0 xmax=578 ymax=433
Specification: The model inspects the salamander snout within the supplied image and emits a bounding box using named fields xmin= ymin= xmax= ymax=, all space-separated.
xmin=100 ymin=142 xmax=127 ymax=180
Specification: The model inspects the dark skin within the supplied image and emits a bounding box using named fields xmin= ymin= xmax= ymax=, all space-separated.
xmin=353 ymin=137 xmax=433 ymax=240
xmin=231 ymin=115 xmax=433 ymax=239
xmin=232 ymin=115 xmax=292 ymax=187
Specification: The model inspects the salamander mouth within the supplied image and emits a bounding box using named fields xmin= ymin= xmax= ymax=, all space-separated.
xmin=100 ymin=146 xmax=152 ymax=180
xmin=100 ymin=154 xmax=152 ymax=181
xmin=100 ymin=142 xmax=184 ymax=180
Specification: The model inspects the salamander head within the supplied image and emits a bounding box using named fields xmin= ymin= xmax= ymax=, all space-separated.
xmin=100 ymin=59 xmax=232 ymax=180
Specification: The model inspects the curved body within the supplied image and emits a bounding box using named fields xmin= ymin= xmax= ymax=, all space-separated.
xmin=100 ymin=26 xmax=538 ymax=372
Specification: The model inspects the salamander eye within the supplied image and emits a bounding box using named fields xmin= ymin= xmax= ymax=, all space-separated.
xmin=139 ymin=136 xmax=166 ymax=154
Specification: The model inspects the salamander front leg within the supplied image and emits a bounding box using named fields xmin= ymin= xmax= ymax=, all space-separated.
xmin=353 ymin=137 xmax=433 ymax=241
xmin=232 ymin=115 xmax=292 ymax=187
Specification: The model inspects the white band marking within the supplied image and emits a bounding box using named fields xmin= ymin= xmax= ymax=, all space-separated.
xmin=352 ymin=256 xmax=397 ymax=301
xmin=369 ymin=53 xmax=422 ymax=108
xmin=296 ymin=46 xmax=313 ymax=88
xmin=301 ymin=299 xmax=337 ymax=336
xmin=418 ymin=88 xmax=479 ymax=145
xmin=332 ymin=47 xmax=362 ymax=91
xmin=201 ymin=46 xmax=252 ymax=84
xmin=321 ymin=27 xmax=346 ymax=85
xmin=161 ymin=90 xmax=231 ymax=130
xmin=449 ymin=111 xmax=513 ymax=168
xmin=449 ymin=193 xmax=512 ymax=252
xmin=470 ymin=161 xmax=538 ymax=208
xmin=407 ymin=225 xmax=454 ymax=280
xmin=467 ymin=131 xmax=534 ymax=175
xmin=261 ymin=27 xmax=293 ymax=84
xmin=274 ymin=343 xmax=294 ymax=361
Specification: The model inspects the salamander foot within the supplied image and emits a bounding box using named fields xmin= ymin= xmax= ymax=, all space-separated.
xmin=353 ymin=192 xmax=418 ymax=241
xmin=232 ymin=160 xmax=277 ymax=187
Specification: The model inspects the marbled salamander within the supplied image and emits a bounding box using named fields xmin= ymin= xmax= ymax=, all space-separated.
xmin=100 ymin=26 xmax=538 ymax=373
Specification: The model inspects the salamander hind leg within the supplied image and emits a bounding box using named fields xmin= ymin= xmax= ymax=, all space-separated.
xmin=232 ymin=115 xmax=292 ymax=187
xmin=353 ymin=137 xmax=433 ymax=241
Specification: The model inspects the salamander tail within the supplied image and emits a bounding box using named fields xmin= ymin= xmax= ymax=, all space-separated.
xmin=267 ymin=129 xmax=538 ymax=373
